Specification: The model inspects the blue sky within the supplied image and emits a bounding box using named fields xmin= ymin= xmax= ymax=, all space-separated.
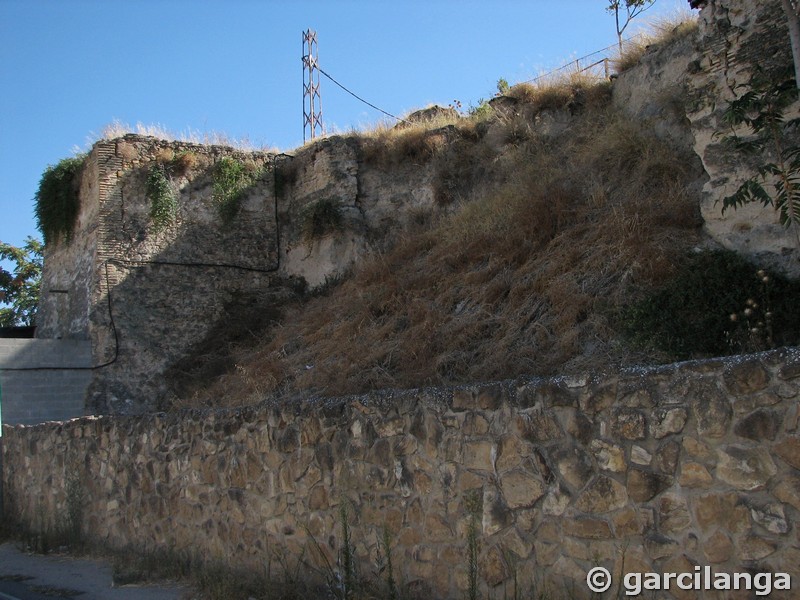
xmin=0 ymin=0 xmax=690 ymax=250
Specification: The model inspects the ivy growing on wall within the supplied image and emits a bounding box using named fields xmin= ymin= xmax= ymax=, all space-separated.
xmin=34 ymin=155 xmax=86 ymax=246
xmin=212 ymin=157 xmax=261 ymax=224
xmin=145 ymin=164 xmax=178 ymax=231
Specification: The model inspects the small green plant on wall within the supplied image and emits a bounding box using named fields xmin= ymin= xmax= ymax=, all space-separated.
xmin=212 ymin=157 xmax=261 ymax=224
xmin=145 ymin=164 xmax=178 ymax=231
xmin=299 ymin=198 xmax=344 ymax=248
xmin=34 ymin=155 xmax=86 ymax=246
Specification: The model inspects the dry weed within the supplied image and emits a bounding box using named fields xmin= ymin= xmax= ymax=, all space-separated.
xmin=183 ymin=101 xmax=703 ymax=406
xmin=614 ymin=10 xmax=699 ymax=73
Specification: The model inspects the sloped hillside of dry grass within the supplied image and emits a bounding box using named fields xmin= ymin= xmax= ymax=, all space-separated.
xmin=173 ymin=82 xmax=708 ymax=409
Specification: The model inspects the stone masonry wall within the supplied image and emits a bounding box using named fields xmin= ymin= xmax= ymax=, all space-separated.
xmin=2 ymin=348 xmax=799 ymax=598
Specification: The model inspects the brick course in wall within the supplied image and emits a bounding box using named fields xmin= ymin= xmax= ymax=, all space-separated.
xmin=2 ymin=348 xmax=799 ymax=599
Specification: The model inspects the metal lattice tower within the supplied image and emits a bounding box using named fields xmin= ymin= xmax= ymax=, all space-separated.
xmin=302 ymin=29 xmax=324 ymax=142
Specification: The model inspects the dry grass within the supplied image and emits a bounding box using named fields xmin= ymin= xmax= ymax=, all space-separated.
xmin=614 ymin=10 xmax=699 ymax=73
xmin=507 ymin=70 xmax=611 ymax=112
xmin=91 ymin=118 xmax=276 ymax=151
xmin=177 ymin=97 xmax=704 ymax=408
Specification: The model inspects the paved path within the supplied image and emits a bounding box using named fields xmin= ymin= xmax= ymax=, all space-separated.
xmin=0 ymin=543 xmax=189 ymax=600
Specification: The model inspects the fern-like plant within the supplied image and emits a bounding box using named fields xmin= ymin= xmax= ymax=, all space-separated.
xmin=718 ymin=69 xmax=800 ymax=239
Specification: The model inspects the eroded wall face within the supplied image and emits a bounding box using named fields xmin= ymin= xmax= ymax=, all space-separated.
xmin=35 ymin=137 xmax=281 ymax=414
xmin=2 ymin=349 xmax=799 ymax=599
xmin=688 ymin=0 xmax=800 ymax=274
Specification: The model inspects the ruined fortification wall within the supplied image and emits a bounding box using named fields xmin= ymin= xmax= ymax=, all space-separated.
xmin=33 ymin=131 xmax=450 ymax=415
xmin=3 ymin=348 xmax=799 ymax=598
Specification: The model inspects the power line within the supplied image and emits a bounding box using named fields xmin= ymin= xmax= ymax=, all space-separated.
xmin=317 ymin=66 xmax=410 ymax=125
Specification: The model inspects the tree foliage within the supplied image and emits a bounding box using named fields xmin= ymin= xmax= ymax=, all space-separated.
xmin=719 ymin=69 xmax=800 ymax=237
xmin=607 ymin=0 xmax=656 ymax=51
xmin=0 ymin=237 xmax=43 ymax=327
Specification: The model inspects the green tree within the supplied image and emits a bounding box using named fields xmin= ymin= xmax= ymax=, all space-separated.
xmin=0 ymin=237 xmax=43 ymax=327
xmin=607 ymin=0 xmax=656 ymax=52
xmin=719 ymin=68 xmax=800 ymax=243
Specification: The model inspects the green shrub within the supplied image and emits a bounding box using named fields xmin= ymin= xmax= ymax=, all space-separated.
xmin=146 ymin=164 xmax=178 ymax=231
xmin=212 ymin=157 xmax=260 ymax=224
xmin=34 ymin=155 xmax=86 ymax=245
xmin=622 ymin=249 xmax=800 ymax=358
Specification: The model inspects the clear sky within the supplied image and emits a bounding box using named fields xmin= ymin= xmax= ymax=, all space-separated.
xmin=0 ymin=0 xmax=690 ymax=251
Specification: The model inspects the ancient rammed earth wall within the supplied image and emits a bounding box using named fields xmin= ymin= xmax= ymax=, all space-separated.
xmin=33 ymin=131 xmax=448 ymax=415
xmin=34 ymin=137 xmax=282 ymax=414
xmin=687 ymin=0 xmax=800 ymax=275
xmin=3 ymin=348 xmax=799 ymax=598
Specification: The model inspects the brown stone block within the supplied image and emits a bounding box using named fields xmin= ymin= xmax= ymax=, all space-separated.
xmin=657 ymin=493 xmax=692 ymax=535
xmin=651 ymin=407 xmax=688 ymax=439
xmin=682 ymin=436 xmax=716 ymax=463
xmin=704 ymin=529 xmax=734 ymax=563
xmin=562 ymin=516 xmax=613 ymax=539
xmin=581 ymin=379 xmax=617 ymax=413
xmin=477 ymin=384 xmax=506 ymax=410
xmin=627 ymin=468 xmax=672 ymax=503
xmin=716 ymin=445 xmax=777 ymax=490
xmin=396 ymin=526 xmax=422 ymax=546
xmin=451 ymin=388 xmax=474 ymax=411
xmin=773 ymin=435 xmax=800 ymax=470
xmin=693 ymin=492 xmax=750 ymax=533
xmin=575 ymin=475 xmax=628 ymax=514
xmin=480 ymin=545 xmax=510 ymax=587
xmin=738 ymin=533 xmax=777 ymax=561
xmin=499 ymin=527 xmax=532 ymax=560
xmin=613 ymin=507 xmax=644 ymax=536
xmin=514 ymin=411 xmax=563 ymax=443
xmin=644 ymin=532 xmax=679 ymax=560
xmin=500 ymin=469 xmax=546 ymax=510
xmin=773 ymin=473 xmax=800 ymax=511
xmin=612 ymin=408 xmax=647 ymax=440
xmin=463 ymin=412 xmax=490 ymax=436
xmin=424 ymin=513 xmax=454 ymax=543
xmin=552 ymin=444 xmax=594 ymax=490
xmin=392 ymin=434 xmax=419 ymax=456
xmin=723 ymin=359 xmax=770 ymax=395
xmin=483 ymin=486 xmax=512 ymax=536
xmin=463 ymin=440 xmax=494 ymax=471
xmin=734 ymin=408 xmax=781 ymax=441
xmin=589 ymin=439 xmax=626 ymax=473
xmin=679 ymin=462 xmax=713 ymax=488
xmin=654 ymin=440 xmax=681 ymax=474
xmin=749 ymin=502 xmax=788 ymax=534
xmin=533 ymin=541 xmax=561 ymax=566
xmin=556 ymin=407 xmax=595 ymax=446
xmin=689 ymin=381 xmax=732 ymax=438
xmin=661 ymin=555 xmax=698 ymax=600
xmin=495 ymin=434 xmax=525 ymax=473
